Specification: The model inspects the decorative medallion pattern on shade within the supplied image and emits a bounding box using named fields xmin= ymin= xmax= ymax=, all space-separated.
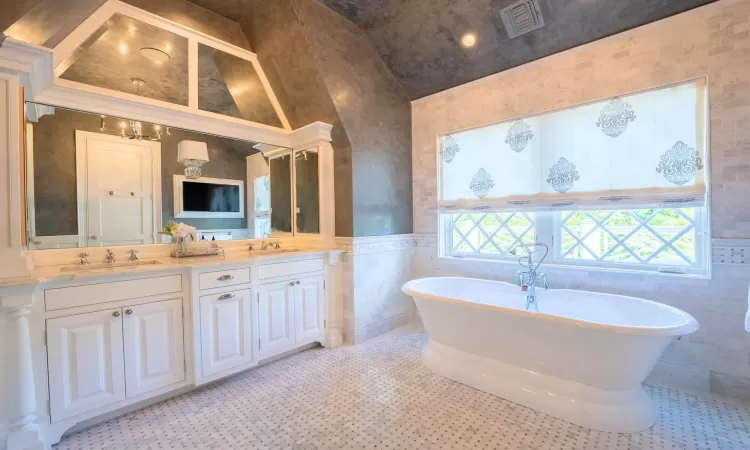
xmin=441 ymin=135 xmax=460 ymax=163
xmin=596 ymin=98 xmax=636 ymax=138
xmin=656 ymin=141 xmax=703 ymax=186
xmin=505 ymin=120 xmax=534 ymax=152
xmin=470 ymin=168 xmax=495 ymax=199
xmin=547 ymin=157 xmax=581 ymax=193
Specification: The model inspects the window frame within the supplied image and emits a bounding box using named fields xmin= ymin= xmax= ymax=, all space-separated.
xmin=440 ymin=207 xmax=710 ymax=277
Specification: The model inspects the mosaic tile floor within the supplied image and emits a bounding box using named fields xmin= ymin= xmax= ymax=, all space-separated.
xmin=56 ymin=326 xmax=750 ymax=450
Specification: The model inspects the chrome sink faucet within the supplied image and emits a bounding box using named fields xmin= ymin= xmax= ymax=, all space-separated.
xmin=104 ymin=249 xmax=115 ymax=264
xmin=77 ymin=252 xmax=89 ymax=265
xmin=127 ymin=249 xmax=139 ymax=261
xmin=510 ymin=243 xmax=549 ymax=312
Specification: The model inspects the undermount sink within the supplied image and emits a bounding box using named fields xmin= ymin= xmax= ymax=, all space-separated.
xmin=253 ymin=248 xmax=300 ymax=255
xmin=60 ymin=260 xmax=162 ymax=272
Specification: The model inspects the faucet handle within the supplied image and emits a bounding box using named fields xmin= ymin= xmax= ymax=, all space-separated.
xmin=274 ymin=241 xmax=281 ymax=250
xmin=248 ymin=243 xmax=255 ymax=251
xmin=78 ymin=252 xmax=89 ymax=257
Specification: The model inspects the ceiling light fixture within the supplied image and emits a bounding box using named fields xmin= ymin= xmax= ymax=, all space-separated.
xmin=461 ymin=32 xmax=477 ymax=48
xmin=140 ymin=47 xmax=171 ymax=64
xmin=119 ymin=42 xmax=128 ymax=54
xmin=100 ymin=116 xmax=170 ymax=141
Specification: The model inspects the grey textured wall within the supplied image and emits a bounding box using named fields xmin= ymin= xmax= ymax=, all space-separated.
xmin=241 ymin=0 xmax=413 ymax=237
xmin=240 ymin=0 xmax=355 ymax=237
xmin=31 ymin=108 xmax=253 ymax=236
xmin=292 ymin=0 xmax=413 ymax=237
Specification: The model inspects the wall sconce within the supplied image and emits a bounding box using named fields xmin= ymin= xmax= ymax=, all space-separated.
xmin=177 ymin=141 xmax=209 ymax=179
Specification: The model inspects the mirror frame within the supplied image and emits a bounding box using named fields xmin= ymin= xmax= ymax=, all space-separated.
xmin=264 ymin=146 xmax=321 ymax=238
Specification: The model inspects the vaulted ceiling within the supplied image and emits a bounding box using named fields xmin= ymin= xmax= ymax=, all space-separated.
xmin=188 ymin=0 xmax=718 ymax=99
xmin=314 ymin=0 xmax=717 ymax=99
xmin=4 ymin=0 xmax=718 ymax=99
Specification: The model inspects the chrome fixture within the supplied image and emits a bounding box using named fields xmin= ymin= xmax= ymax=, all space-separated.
xmin=99 ymin=116 xmax=169 ymax=141
xmin=510 ymin=243 xmax=548 ymax=312
xmin=77 ymin=252 xmax=89 ymax=265
xmin=104 ymin=249 xmax=115 ymax=264
xmin=177 ymin=140 xmax=209 ymax=179
xmin=261 ymin=241 xmax=280 ymax=251
xmin=127 ymin=249 xmax=139 ymax=261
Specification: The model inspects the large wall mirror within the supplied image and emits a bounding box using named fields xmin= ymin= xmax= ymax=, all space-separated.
xmin=23 ymin=103 xmax=302 ymax=250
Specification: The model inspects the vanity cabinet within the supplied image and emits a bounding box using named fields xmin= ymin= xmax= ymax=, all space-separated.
xmin=47 ymin=309 xmax=126 ymax=422
xmin=257 ymin=281 xmax=295 ymax=359
xmin=258 ymin=274 xmax=325 ymax=360
xmin=198 ymin=288 xmax=254 ymax=377
xmin=47 ymin=298 xmax=186 ymax=422
xmin=123 ymin=299 xmax=185 ymax=398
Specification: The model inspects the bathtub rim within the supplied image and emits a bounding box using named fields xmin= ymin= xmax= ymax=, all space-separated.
xmin=402 ymin=276 xmax=699 ymax=337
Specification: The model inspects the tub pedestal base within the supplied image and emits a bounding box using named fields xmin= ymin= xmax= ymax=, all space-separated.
xmin=422 ymin=339 xmax=656 ymax=433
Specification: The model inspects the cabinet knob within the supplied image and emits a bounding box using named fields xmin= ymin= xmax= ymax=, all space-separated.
xmin=112 ymin=311 xmax=121 ymax=317
xmin=125 ymin=309 xmax=133 ymax=315
xmin=289 ymin=281 xmax=295 ymax=286
xmin=295 ymin=281 xmax=300 ymax=285
xmin=109 ymin=190 xmax=114 ymax=195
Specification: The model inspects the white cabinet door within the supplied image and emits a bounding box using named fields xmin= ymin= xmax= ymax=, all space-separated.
xmin=47 ymin=309 xmax=126 ymax=422
xmin=199 ymin=289 xmax=253 ymax=377
xmin=77 ymin=131 xmax=159 ymax=247
xmin=258 ymin=281 xmax=295 ymax=359
xmin=123 ymin=299 xmax=185 ymax=398
xmin=295 ymin=275 xmax=325 ymax=344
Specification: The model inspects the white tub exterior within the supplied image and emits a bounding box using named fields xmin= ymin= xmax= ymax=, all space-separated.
xmin=402 ymin=277 xmax=699 ymax=433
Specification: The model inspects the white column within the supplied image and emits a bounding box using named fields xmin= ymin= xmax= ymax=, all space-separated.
xmin=1 ymin=291 xmax=43 ymax=450
xmin=323 ymin=251 xmax=344 ymax=348
xmin=0 ymin=73 xmax=33 ymax=277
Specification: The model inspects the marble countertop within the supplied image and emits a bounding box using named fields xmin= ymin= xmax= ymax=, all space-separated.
xmin=0 ymin=248 xmax=342 ymax=290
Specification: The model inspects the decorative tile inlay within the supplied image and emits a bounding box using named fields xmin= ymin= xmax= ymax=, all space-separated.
xmin=441 ymin=135 xmax=460 ymax=163
xmin=470 ymin=168 xmax=495 ymax=199
xmin=335 ymin=234 xmax=435 ymax=254
xmin=547 ymin=157 xmax=580 ymax=193
xmin=656 ymin=141 xmax=703 ymax=186
xmin=55 ymin=327 xmax=750 ymax=450
xmin=505 ymin=119 xmax=534 ymax=152
xmin=596 ymin=98 xmax=636 ymax=137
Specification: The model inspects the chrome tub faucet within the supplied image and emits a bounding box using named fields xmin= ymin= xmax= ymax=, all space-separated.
xmin=510 ymin=243 xmax=549 ymax=312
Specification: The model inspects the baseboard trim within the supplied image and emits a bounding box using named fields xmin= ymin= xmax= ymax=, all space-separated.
xmin=353 ymin=313 xmax=410 ymax=344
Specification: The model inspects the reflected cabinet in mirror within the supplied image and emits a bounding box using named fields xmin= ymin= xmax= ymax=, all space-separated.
xmin=269 ymin=155 xmax=292 ymax=234
xmin=295 ymin=150 xmax=320 ymax=234
xmin=24 ymin=103 xmax=292 ymax=250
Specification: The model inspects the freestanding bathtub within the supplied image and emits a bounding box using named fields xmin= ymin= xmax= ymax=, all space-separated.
xmin=402 ymin=277 xmax=699 ymax=433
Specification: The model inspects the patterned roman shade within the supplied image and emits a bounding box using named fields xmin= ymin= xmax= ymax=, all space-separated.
xmin=438 ymin=79 xmax=707 ymax=212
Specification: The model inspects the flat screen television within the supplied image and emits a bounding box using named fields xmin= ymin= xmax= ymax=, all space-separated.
xmin=174 ymin=176 xmax=245 ymax=218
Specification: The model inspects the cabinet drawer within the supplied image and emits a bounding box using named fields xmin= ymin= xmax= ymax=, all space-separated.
xmin=198 ymin=267 xmax=250 ymax=291
xmin=257 ymin=258 xmax=324 ymax=280
xmin=45 ymin=275 xmax=183 ymax=311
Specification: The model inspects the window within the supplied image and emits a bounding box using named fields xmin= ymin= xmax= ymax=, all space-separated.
xmin=443 ymin=207 xmax=707 ymax=274
xmin=438 ymin=79 xmax=709 ymax=275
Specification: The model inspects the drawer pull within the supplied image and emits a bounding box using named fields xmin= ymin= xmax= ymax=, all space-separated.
xmin=217 ymin=275 xmax=234 ymax=281
xmin=295 ymin=281 xmax=300 ymax=285
xmin=125 ymin=309 xmax=133 ymax=315
xmin=218 ymin=294 xmax=235 ymax=300
xmin=112 ymin=311 xmax=121 ymax=317
xmin=289 ymin=281 xmax=295 ymax=286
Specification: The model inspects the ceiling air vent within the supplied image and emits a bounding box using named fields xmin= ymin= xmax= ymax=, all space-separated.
xmin=499 ymin=0 xmax=545 ymax=39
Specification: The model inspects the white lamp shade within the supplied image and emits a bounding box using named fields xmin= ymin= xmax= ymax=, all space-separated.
xmin=177 ymin=140 xmax=209 ymax=163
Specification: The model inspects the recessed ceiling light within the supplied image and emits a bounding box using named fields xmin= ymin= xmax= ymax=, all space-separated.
xmin=461 ymin=32 xmax=477 ymax=48
xmin=140 ymin=47 xmax=171 ymax=64
xmin=119 ymin=42 xmax=128 ymax=55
